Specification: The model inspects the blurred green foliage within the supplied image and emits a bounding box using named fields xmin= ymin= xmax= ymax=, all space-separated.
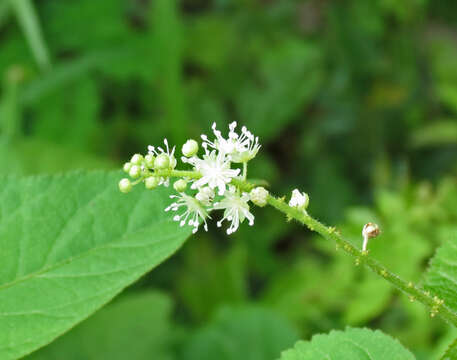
xmin=1 ymin=0 xmax=457 ymax=359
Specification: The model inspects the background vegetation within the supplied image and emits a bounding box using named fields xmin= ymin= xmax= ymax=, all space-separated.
xmin=1 ymin=0 xmax=457 ymax=359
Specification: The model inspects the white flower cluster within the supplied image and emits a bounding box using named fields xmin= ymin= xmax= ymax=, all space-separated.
xmin=119 ymin=122 xmax=267 ymax=235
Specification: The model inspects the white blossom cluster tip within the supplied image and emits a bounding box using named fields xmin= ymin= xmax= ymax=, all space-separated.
xmin=289 ymin=189 xmax=309 ymax=210
xmin=119 ymin=122 xmax=268 ymax=235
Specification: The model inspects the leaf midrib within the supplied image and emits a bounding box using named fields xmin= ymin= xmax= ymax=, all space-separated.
xmin=0 ymin=218 xmax=174 ymax=293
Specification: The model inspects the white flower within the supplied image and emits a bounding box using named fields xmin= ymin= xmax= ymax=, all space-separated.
xmin=147 ymin=139 xmax=177 ymax=186
xmin=201 ymin=122 xmax=261 ymax=163
xmin=201 ymin=122 xmax=239 ymax=155
xmin=229 ymin=125 xmax=261 ymax=163
xmin=212 ymin=186 xmax=254 ymax=234
xmin=289 ymin=189 xmax=309 ymax=209
xmin=195 ymin=186 xmax=215 ymax=206
xmin=184 ymin=149 xmax=240 ymax=195
xmin=165 ymin=193 xmax=210 ymax=233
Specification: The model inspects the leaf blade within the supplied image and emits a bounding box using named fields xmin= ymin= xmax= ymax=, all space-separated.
xmin=425 ymin=236 xmax=457 ymax=314
xmin=0 ymin=171 xmax=190 ymax=359
xmin=10 ymin=0 xmax=51 ymax=70
xmin=279 ymin=327 xmax=415 ymax=360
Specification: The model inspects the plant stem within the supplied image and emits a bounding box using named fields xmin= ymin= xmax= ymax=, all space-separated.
xmin=154 ymin=169 xmax=202 ymax=180
xmin=147 ymin=169 xmax=457 ymax=327
xmin=264 ymin=194 xmax=457 ymax=327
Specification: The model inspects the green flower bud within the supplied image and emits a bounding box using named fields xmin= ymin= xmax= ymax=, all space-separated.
xmin=154 ymin=154 xmax=170 ymax=170
xmin=129 ymin=165 xmax=141 ymax=178
xmin=145 ymin=154 xmax=155 ymax=168
xmin=119 ymin=178 xmax=132 ymax=193
xmin=182 ymin=139 xmax=199 ymax=157
xmin=131 ymin=154 xmax=144 ymax=165
xmin=169 ymin=155 xmax=177 ymax=169
xmin=123 ymin=162 xmax=132 ymax=173
xmin=173 ymin=179 xmax=187 ymax=193
xmin=145 ymin=176 xmax=160 ymax=190
xmin=250 ymin=187 xmax=269 ymax=207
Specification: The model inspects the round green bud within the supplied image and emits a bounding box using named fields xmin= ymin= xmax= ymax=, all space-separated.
xmin=173 ymin=179 xmax=187 ymax=193
xmin=154 ymin=154 xmax=170 ymax=170
xmin=123 ymin=162 xmax=132 ymax=173
xmin=119 ymin=178 xmax=132 ymax=193
xmin=131 ymin=154 xmax=144 ymax=165
xmin=250 ymin=186 xmax=269 ymax=207
xmin=169 ymin=155 xmax=177 ymax=169
xmin=182 ymin=139 xmax=199 ymax=157
xmin=145 ymin=176 xmax=160 ymax=190
xmin=129 ymin=165 xmax=141 ymax=178
xmin=145 ymin=154 xmax=155 ymax=168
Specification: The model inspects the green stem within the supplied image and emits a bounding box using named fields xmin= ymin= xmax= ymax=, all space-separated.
xmin=154 ymin=169 xmax=202 ymax=180
xmin=264 ymin=194 xmax=457 ymax=326
xmin=242 ymin=162 xmax=247 ymax=181
xmin=145 ymin=169 xmax=457 ymax=326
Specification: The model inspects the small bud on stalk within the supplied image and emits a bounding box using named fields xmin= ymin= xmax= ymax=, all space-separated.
xmin=119 ymin=178 xmax=132 ymax=193
xmin=362 ymin=222 xmax=380 ymax=252
xmin=182 ymin=139 xmax=199 ymax=157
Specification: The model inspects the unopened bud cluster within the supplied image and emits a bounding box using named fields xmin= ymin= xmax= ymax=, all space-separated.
xmin=119 ymin=138 xmax=178 ymax=193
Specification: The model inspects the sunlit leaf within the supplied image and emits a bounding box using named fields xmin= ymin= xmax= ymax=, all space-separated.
xmin=0 ymin=171 xmax=191 ymax=359
xmin=279 ymin=327 xmax=415 ymax=360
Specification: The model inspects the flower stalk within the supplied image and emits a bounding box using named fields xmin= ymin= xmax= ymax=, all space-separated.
xmin=118 ymin=122 xmax=457 ymax=327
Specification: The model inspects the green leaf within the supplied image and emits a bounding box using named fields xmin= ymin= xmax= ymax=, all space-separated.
xmin=0 ymin=0 xmax=11 ymax=30
xmin=10 ymin=0 xmax=51 ymax=70
xmin=176 ymin=240 xmax=248 ymax=322
xmin=0 ymin=171 xmax=191 ymax=359
xmin=182 ymin=306 xmax=299 ymax=360
xmin=410 ymin=120 xmax=457 ymax=148
xmin=279 ymin=327 xmax=415 ymax=360
xmin=440 ymin=337 xmax=457 ymax=360
xmin=425 ymin=235 xmax=457 ymax=314
xmin=153 ymin=0 xmax=187 ymax=145
xmin=26 ymin=291 xmax=175 ymax=360
xmin=32 ymin=76 xmax=100 ymax=150
xmin=14 ymin=138 xmax=114 ymax=174
xmin=237 ymin=40 xmax=322 ymax=142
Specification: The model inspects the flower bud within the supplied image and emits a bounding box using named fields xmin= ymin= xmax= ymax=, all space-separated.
xmin=195 ymin=187 xmax=215 ymax=206
xmin=119 ymin=178 xmax=132 ymax=193
xmin=250 ymin=187 xmax=268 ymax=207
xmin=131 ymin=154 xmax=144 ymax=165
xmin=129 ymin=165 xmax=141 ymax=178
xmin=145 ymin=154 xmax=155 ymax=168
xmin=145 ymin=176 xmax=160 ymax=190
xmin=182 ymin=139 xmax=199 ymax=157
xmin=170 ymin=155 xmax=177 ymax=169
xmin=362 ymin=223 xmax=380 ymax=239
xmin=154 ymin=154 xmax=170 ymax=170
xmin=362 ymin=222 xmax=380 ymax=252
xmin=289 ymin=189 xmax=309 ymax=209
xmin=123 ymin=162 xmax=132 ymax=173
xmin=173 ymin=179 xmax=187 ymax=192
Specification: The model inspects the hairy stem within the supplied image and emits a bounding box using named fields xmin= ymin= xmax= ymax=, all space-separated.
xmin=264 ymin=194 xmax=457 ymax=327
xmin=149 ymin=169 xmax=457 ymax=326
